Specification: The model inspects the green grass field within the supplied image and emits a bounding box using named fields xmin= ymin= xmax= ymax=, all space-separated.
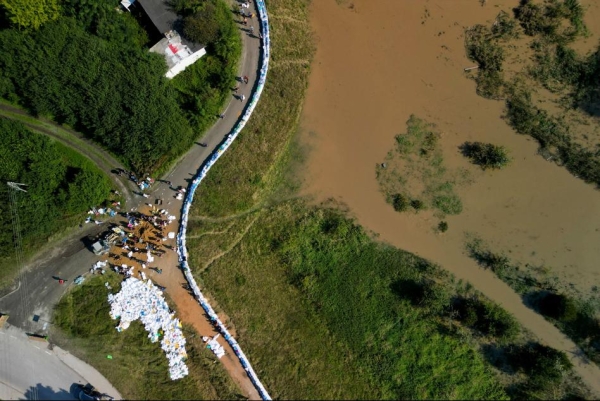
xmin=187 ymin=200 xmax=592 ymax=399
xmin=188 ymin=201 xmax=517 ymax=399
xmin=52 ymin=273 xmax=240 ymax=400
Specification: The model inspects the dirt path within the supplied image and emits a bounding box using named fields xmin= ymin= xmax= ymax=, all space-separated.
xmin=108 ymin=204 xmax=260 ymax=399
xmin=0 ymin=103 xmax=134 ymax=204
xmin=299 ymin=0 xmax=600 ymax=396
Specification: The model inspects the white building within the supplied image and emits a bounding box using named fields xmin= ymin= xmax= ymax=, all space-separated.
xmin=122 ymin=0 xmax=206 ymax=79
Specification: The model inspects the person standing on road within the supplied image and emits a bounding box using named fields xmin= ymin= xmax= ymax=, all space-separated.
xmin=240 ymin=94 xmax=245 ymax=102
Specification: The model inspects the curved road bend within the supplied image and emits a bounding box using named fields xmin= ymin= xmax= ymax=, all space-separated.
xmin=1 ymin=0 xmax=264 ymax=398
xmin=0 ymin=325 xmax=121 ymax=400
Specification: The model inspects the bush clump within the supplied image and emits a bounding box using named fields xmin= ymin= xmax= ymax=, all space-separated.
xmin=507 ymin=342 xmax=572 ymax=392
xmin=537 ymin=292 xmax=578 ymax=321
xmin=411 ymin=199 xmax=425 ymax=210
xmin=461 ymin=142 xmax=511 ymax=170
xmin=433 ymin=194 xmax=463 ymax=215
xmin=454 ymin=296 xmax=520 ymax=342
xmin=391 ymin=193 xmax=410 ymax=212
xmin=438 ymin=221 xmax=448 ymax=232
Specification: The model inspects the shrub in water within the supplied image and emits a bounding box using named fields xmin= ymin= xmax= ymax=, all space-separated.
xmin=461 ymin=142 xmax=511 ymax=170
xmin=391 ymin=193 xmax=410 ymax=212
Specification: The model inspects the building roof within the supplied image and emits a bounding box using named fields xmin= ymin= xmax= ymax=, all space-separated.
xmin=137 ymin=0 xmax=203 ymax=52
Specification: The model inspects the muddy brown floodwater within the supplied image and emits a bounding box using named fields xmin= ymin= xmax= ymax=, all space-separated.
xmin=300 ymin=0 xmax=600 ymax=395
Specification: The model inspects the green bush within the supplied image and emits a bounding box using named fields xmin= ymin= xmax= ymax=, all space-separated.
xmin=461 ymin=142 xmax=511 ymax=170
xmin=507 ymin=342 xmax=572 ymax=390
xmin=433 ymin=194 xmax=463 ymax=215
xmin=0 ymin=0 xmax=60 ymax=30
xmin=454 ymin=296 xmax=520 ymax=342
xmin=410 ymin=199 xmax=425 ymax=210
xmin=438 ymin=221 xmax=448 ymax=232
xmin=537 ymin=292 xmax=578 ymax=321
xmin=183 ymin=2 xmax=220 ymax=45
xmin=391 ymin=193 xmax=410 ymax=212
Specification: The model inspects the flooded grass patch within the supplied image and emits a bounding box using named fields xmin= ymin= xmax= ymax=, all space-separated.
xmin=376 ymin=116 xmax=464 ymax=216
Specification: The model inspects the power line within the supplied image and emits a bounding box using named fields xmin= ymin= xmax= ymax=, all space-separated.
xmin=6 ymin=182 xmax=37 ymax=401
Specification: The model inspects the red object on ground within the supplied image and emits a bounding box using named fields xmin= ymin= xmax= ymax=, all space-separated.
xmin=168 ymin=44 xmax=179 ymax=54
xmin=59 ymin=279 xmax=64 ymax=284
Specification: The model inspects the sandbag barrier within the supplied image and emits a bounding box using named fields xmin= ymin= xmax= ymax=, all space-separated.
xmin=175 ymin=1 xmax=271 ymax=400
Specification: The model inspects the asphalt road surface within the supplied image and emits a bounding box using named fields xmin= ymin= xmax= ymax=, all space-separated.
xmin=0 ymin=325 xmax=121 ymax=400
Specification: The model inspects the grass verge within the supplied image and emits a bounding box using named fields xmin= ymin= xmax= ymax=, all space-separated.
xmin=51 ymin=273 xmax=240 ymax=400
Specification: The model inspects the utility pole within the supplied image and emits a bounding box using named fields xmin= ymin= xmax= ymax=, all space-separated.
xmin=6 ymin=182 xmax=29 ymax=327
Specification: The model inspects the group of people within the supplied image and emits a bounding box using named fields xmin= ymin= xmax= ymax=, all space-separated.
xmin=107 ymin=207 xmax=177 ymax=282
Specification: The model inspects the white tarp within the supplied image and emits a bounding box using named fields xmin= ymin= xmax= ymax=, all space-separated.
xmin=108 ymin=277 xmax=189 ymax=380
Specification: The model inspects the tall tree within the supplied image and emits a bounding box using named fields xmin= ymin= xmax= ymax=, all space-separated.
xmin=0 ymin=0 xmax=60 ymax=30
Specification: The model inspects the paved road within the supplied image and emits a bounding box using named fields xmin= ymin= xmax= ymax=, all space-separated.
xmin=0 ymin=325 xmax=121 ymax=400
xmin=0 ymin=0 xmax=265 ymax=398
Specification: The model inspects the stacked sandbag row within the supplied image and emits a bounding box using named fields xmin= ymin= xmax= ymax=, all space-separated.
xmin=175 ymin=0 xmax=272 ymax=399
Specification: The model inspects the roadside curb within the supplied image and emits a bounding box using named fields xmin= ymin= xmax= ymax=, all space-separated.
xmin=53 ymin=346 xmax=122 ymax=400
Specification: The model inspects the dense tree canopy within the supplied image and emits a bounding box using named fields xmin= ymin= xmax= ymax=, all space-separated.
xmin=0 ymin=0 xmax=240 ymax=174
xmin=0 ymin=17 xmax=193 ymax=173
xmin=183 ymin=2 xmax=219 ymax=45
xmin=0 ymin=0 xmax=60 ymax=30
xmin=0 ymin=118 xmax=112 ymax=259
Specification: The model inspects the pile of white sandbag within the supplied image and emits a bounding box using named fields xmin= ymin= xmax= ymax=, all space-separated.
xmin=108 ymin=277 xmax=189 ymax=380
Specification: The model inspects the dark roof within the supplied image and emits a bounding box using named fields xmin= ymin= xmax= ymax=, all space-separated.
xmin=137 ymin=0 xmax=178 ymax=35
xmin=137 ymin=0 xmax=203 ymax=52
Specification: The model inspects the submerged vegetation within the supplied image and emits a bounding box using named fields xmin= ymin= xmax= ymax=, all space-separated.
xmin=376 ymin=116 xmax=463 ymax=216
xmin=466 ymin=235 xmax=600 ymax=366
xmin=464 ymin=0 xmax=600 ymax=186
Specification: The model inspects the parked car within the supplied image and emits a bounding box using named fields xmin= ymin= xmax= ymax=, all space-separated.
xmin=77 ymin=384 xmax=113 ymax=401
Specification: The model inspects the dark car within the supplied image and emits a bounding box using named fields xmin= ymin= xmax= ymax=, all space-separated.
xmin=77 ymin=384 xmax=113 ymax=401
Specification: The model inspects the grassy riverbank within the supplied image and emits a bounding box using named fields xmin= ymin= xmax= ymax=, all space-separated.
xmin=187 ymin=200 xmax=588 ymax=399
xmin=466 ymin=234 xmax=600 ymax=366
